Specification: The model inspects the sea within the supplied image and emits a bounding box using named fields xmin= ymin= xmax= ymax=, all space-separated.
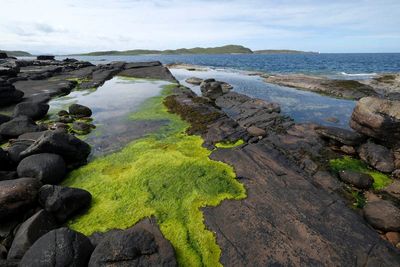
xmin=57 ymin=53 xmax=400 ymax=129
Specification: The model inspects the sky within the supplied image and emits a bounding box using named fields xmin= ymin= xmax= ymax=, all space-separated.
xmin=1 ymin=0 xmax=399 ymax=54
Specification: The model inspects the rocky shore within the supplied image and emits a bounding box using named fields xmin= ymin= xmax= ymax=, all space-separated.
xmin=1 ymin=53 xmax=400 ymax=266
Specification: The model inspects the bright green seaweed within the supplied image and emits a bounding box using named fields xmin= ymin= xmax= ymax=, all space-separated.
xmin=64 ymin=83 xmax=246 ymax=266
xmin=330 ymin=156 xmax=392 ymax=189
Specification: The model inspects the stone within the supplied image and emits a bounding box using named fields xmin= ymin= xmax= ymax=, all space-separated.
xmin=20 ymin=131 xmax=91 ymax=167
xmin=340 ymin=145 xmax=356 ymax=155
xmin=13 ymin=102 xmax=49 ymax=120
xmin=72 ymin=121 xmax=92 ymax=135
xmin=19 ymin=227 xmax=94 ymax=267
xmin=0 ymin=114 xmax=11 ymax=125
xmin=17 ymin=153 xmax=66 ymax=184
xmin=364 ymin=200 xmax=400 ymax=231
xmin=247 ymin=126 xmax=267 ymax=137
xmin=185 ymin=77 xmax=203 ymax=85
xmin=57 ymin=110 xmax=69 ymax=117
xmin=200 ymin=80 xmax=224 ymax=100
xmin=6 ymin=140 xmax=33 ymax=164
xmin=350 ymin=97 xmax=400 ymax=145
xmin=338 ymin=170 xmax=374 ymax=189
xmin=0 ymin=52 xmax=8 ymax=59
xmin=385 ymin=232 xmax=400 ymax=246
xmin=358 ymin=141 xmax=395 ymax=173
xmin=380 ymin=180 xmax=400 ymax=203
xmin=36 ymin=55 xmax=55 ymax=61
xmin=0 ymin=148 xmax=13 ymax=171
xmin=68 ymin=103 xmax=92 ymax=118
xmin=0 ymin=82 xmax=24 ymax=107
xmin=88 ymin=218 xmax=177 ymax=267
xmin=0 ymin=178 xmax=41 ymax=220
xmin=315 ymin=126 xmax=366 ymax=146
xmin=38 ymin=185 xmax=92 ymax=223
xmin=0 ymin=116 xmax=39 ymax=138
xmin=393 ymin=169 xmax=400 ymax=179
xmin=57 ymin=115 xmax=74 ymax=123
xmin=7 ymin=210 xmax=57 ymax=259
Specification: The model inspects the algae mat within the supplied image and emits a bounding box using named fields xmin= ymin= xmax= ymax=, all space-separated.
xmin=64 ymin=83 xmax=246 ymax=266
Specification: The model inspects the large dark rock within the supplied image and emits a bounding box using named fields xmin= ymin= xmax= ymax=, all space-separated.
xmin=17 ymin=153 xmax=66 ymax=184
xmin=19 ymin=227 xmax=94 ymax=267
xmin=338 ymin=170 xmax=373 ymax=189
xmin=68 ymin=104 xmax=92 ymax=118
xmin=0 ymin=178 xmax=41 ymax=220
xmin=89 ymin=218 xmax=177 ymax=267
xmin=0 ymin=61 xmax=20 ymax=77
xmin=0 ymin=148 xmax=13 ymax=170
xmin=364 ymin=200 xmax=400 ymax=231
xmin=119 ymin=62 xmax=176 ymax=83
xmin=6 ymin=140 xmax=34 ymax=164
xmin=200 ymin=80 xmax=224 ymax=100
xmin=316 ymin=126 xmax=366 ymax=146
xmin=0 ymin=114 xmax=11 ymax=125
xmin=36 ymin=55 xmax=55 ymax=61
xmin=0 ymin=82 xmax=24 ymax=107
xmin=20 ymin=131 xmax=91 ymax=167
xmin=38 ymin=185 xmax=92 ymax=223
xmin=350 ymin=97 xmax=400 ymax=146
xmin=7 ymin=210 xmax=57 ymax=259
xmin=0 ymin=116 xmax=39 ymax=138
xmin=72 ymin=121 xmax=92 ymax=135
xmin=358 ymin=141 xmax=395 ymax=173
xmin=13 ymin=102 xmax=49 ymax=120
xmin=0 ymin=52 xmax=8 ymax=59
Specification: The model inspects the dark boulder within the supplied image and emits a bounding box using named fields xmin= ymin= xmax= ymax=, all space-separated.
xmin=200 ymin=80 xmax=224 ymax=100
xmin=0 ymin=171 xmax=17 ymax=181
xmin=19 ymin=227 xmax=94 ymax=267
xmin=6 ymin=140 xmax=34 ymax=164
xmin=13 ymin=102 xmax=49 ymax=120
xmin=0 ymin=52 xmax=8 ymax=59
xmin=57 ymin=110 xmax=69 ymax=117
xmin=364 ymin=200 xmax=400 ymax=231
xmin=0 ymin=178 xmax=41 ymax=220
xmin=0 ymin=116 xmax=39 ymax=138
xmin=89 ymin=218 xmax=177 ymax=267
xmin=72 ymin=121 xmax=92 ymax=135
xmin=338 ymin=170 xmax=374 ymax=189
xmin=358 ymin=141 xmax=395 ymax=173
xmin=185 ymin=77 xmax=203 ymax=85
xmin=350 ymin=97 xmax=400 ymax=145
xmin=7 ymin=210 xmax=57 ymax=259
xmin=0 ymin=61 xmax=20 ymax=77
xmin=18 ymin=131 xmax=47 ymax=141
xmin=20 ymin=131 xmax=91 ymax=167
xmin=316 ymin=126 xmax=366 ymax=146
xmin=36 ymin=55 xmax=55 ymax=61
xmin=68 ymin=104 xmax=92 ymax=118
xmin=0 ymin=148 xmax=13 ymax=170
xmin=17 ymin=153 xmax=66 ymax=184
xmin=38 ymin=185 xmax=92 ymax=223
xmin=0 ymin=114 xmax=11 ymax=125
xmin=0 ymin=82 xmax=24 ymax=107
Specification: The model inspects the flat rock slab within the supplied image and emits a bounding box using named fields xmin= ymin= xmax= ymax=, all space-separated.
xmin=119 ymin=64 xmax=176 ymax=82
xmin=13 ymin=79 xmax=76 ymax=99
xmin=204 ymin=143 xmax=400 ymax=266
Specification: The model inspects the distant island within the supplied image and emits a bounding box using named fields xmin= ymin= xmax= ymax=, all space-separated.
xmin=73 ymin=45 xmax=318 ymax=56
xmin=0 ymin=50 xmax=32 ymax=57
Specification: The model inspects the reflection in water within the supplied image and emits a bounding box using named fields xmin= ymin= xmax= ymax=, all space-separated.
xmin=171 ymin=68 xmax=356 ymax=129
xmin=48 ymin=77 xmax=170 ymax=157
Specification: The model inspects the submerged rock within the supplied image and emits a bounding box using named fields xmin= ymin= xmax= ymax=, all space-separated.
xmin=7 ymin=210 xmax=57 ymax=259
xmin=72 ymin=121 xmax=92 ymax=135
xmin=358 ymin=141 xmax=395 ymax=173
xmin=185 ymin=77 xmax=203 ymax=85
xmin=68 ymin=104 xmax=92 ymax=118
xmin=350 ymin=97 xmax=400 ymax=145
xmin=338 ymin=170 xmax=373 ymax=189
xmin=38 ymin=185 xmax=92 ymax=223
xmin=20 ymin=131 xmax=91 ymax=167
xmin=36 ymin=55 xmax=55 ymax=61
xmin=13 ymin=102 xmax=49 ymax=120
xmin=364 ymin=200 xmax=400 ymax=231
xmin=19 ymin=227 xmax=94 ymax=267
xmin=0 ymin=178 xmax=41 ymax=220
xmin=17 ymin=153 xmax=66 ymax=184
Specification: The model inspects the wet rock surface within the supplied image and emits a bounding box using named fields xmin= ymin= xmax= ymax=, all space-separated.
xmin=338 ymin=170 xmax=373 ymax=189
xmin=0 ymin=116 xmax=40 ymax=138
xmin=13 ymin=102 xmax=49 ymax=120
xmin=358 ymin=141 xmax=395 ymax=173
xmin=364 ymin=200 xmax=400 ymax=231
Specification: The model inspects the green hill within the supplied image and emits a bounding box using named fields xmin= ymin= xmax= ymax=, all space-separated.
xmin=254 ymin=49 xmax=318 ymax=54
xmin=0 ymin=50 xmax=32 ymax=57
xmin=76 ymin=45 xmax=253 ymax=56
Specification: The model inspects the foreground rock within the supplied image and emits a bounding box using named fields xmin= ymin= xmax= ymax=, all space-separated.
xmin=13 ymin=102 xmax=49 ymax=120
xmin=89 ymin=218 xmax=177 ymax=267
xmin=17 ymin=153 xmax=66 ymax=184
xmin=0 ymin=80 xmax=23 ymax=107
xmin=68 ymin=103 xmax=92 ymax=118
xmin=364 ymin=200 xmax=400 ymax=231
xmin=0 ymin=178 xmax=41 ymax=220
xmin=264 ymin=74 xmax=378 ymax=100
xmin=363 ymin=73 xmax=400 ymax=99
xmin=350 ymin=97 xmax=400 ymax=145
xmin=338 ymin=170 xmax=373 ymax=189
xmin=316 ymin=126 xmax=365 ymax=146
xmin=20 ymin=131 xmax=91 ymax=167
xmin=38 ymin=185 xmax=92 ymax=223
xmin=358 ymin=141 xmax=395 ymax=173
xmin=0 ymin=116 xmax=39 ymax=138
xmin=19 ymin=227 xmax=94 ymax=267
xmin=7 ymin=210 xmax=57 ymax=259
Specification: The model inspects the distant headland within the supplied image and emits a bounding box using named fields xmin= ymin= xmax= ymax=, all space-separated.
xmin=71 ymin=45 xmax=318 ymax=56
xmin=0 ymin=50 xmax=32 ymax=57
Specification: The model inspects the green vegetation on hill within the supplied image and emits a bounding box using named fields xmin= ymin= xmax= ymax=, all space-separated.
xmin=254 ymin=49 xmax=318 ymax=54
xmin=64 ymin=83 xmax=246 ymax=266
xmin=76 ymin=45 xmax=252 ymax=56
xmin=0 ymin=50 xmax=32 ymax=57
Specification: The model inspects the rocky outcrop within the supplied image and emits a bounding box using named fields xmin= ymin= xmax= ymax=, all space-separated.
xmin=119 ymin=61 xmax=176 ymax=83
xmin=13 ymin=102 xmax=49 ymax=120
xmin=36 ymin=55 xmax=55 ymax=61
xmin=0 ymin=80 xmax=23 ymax=107
xmin=38 ymin=185 xmax=92 ymax=223
xmin=265 ymin=74 xmax=378 ymax=100
xmin=358 ymin=141 xmax=395 ymax=173
xmin=316 ymin=126 xmax=366 ymax=146
xmin=0 ymin=116 xmax=40 ymax=138
xmin=364 ymin=200 xmax=400 ymax=232
xmin=338 ymin=170 xmax=373 ymax=189
xmin=0 ymin=178 xmax=41 ymax=220
xmin=19 ymin=227 xmax=94 ymax=267
xmin=88 ymin=218 xmax=177 ymax=267
xmin=350 ymin=97 xmax=400 ymax=146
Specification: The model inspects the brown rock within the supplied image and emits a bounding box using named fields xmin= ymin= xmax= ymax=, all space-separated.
xmin=358 ymin=141 xmax=395 ymax=173
xmin=340 ymin=145 xmax=356 ymax=154
xmin=386 ymin=232 xmax=400 ymax=246
xmin=364 ymin=200 xmax=400 ymax=231
xmin=247 ymin=126 xmax=266 ymax=137
xmin=338 ymin=170 xmax=374 ymax=189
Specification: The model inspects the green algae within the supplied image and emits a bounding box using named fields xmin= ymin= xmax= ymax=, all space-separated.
xmin=64 ymin=83 xmax=246 ymax=266
xmin=215 ymin=139 xmax=245 ymax=149
xmin=330 ymin=156 xmax=392 ymax=190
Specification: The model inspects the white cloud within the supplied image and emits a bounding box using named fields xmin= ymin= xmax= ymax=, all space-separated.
xmin=0 ymin=0 xmax=399 ymax=53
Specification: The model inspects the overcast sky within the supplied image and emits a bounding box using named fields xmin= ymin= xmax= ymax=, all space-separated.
xmin=1 ymin=0 xmax=399 ymax=54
